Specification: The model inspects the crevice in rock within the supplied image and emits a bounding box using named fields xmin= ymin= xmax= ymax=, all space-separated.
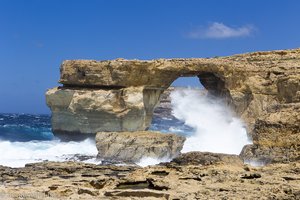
xmin=104 ymin=190 xmax=170 ymax=198
xmin=116 ymin=181 xmax=150 ymax=190
xmin=151 ymin=170 xmax=169 ymax=176
xmin=115 ymin=179 xmax=169 ymax=191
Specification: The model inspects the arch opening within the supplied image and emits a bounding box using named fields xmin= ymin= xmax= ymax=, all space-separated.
xmin=150 ymin=75 xmax=252 ymax=155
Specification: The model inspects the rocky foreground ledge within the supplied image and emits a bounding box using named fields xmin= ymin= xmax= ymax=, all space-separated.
xmin=1 ymin=152 xmax=299 ymax=200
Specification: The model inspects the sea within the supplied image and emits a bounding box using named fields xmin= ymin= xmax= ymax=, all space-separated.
xmin=0 ymin=88 xmax=251 ymax=168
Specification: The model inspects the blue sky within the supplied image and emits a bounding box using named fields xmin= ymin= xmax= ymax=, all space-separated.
xmin=0 ymin=0 xmax=300 ymax=114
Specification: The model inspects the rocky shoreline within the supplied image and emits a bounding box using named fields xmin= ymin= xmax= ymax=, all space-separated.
xmin=1 ymin=48 xmax=299 ymax=199
xmin=1 ymin=152 xmax=299 ymax=199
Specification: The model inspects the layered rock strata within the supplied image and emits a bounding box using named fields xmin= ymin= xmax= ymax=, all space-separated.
xmin=46 ymin=48 xmax=300 ymax=163
xmin=241 ymin=103 xmax=300 ymax=164
xmin=1 ymin=157 xmax=300 ymax=199
xmin=47 ymin=49 xmax=300 ymax=130
xmin=95 ymin=131 xmax=185 ymax=162
xmin=46 ymin=86 xmax=162 ymax=133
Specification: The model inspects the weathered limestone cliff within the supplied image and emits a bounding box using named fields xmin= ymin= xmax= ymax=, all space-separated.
xmin=46 ymin=48 xmax=300 ymax=163
xmin=46 ymin=87 xmax=161 ymax=133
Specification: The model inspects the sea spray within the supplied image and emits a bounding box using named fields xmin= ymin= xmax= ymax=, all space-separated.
xmin=136 ymin=157 xmax=171 ymax=167
xmin=171 ymin=88 xmax=251 ymax=155
xmin=0 ymin=93 xmax=251 ymax=168
xmin=0 ymin=138 xmax=99 ymax=167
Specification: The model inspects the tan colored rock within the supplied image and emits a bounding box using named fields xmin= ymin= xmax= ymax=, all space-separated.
xmin=171 ymin=151 xmax=243 ymax=166
xmin=277 ymin=75 xmax=300 ymax=103
xmin=240 ymin=103 xmax=300 ymax=163
xmin=47 ymin=48 xmax=300 ymax=162
xmin=253 ymin=103 xmax=300 ymax=148
xmin=59 ymin=59 xmax=181 ymax=88
xmin=96 ymin=131 xmax=185 ymax=162
xmin=55 ymin=48 xmax=300 ymax=129
xmin=240 ymin=144 xmax=299 ymax=164
xmin=46 ymin=87 xmax=162 ymax=134
xmin=1 ymin=161 xmax=300 ymax=199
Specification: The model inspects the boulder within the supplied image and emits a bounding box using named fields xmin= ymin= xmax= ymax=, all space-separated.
xmin=95 ymin=131 xmax=185 ymax=162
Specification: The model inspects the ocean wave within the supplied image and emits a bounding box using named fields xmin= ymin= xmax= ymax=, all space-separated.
xmin=171 ymin=88 xmax=252 ymax=155
xmin=0 ymin=138 xmax=98 ymax=168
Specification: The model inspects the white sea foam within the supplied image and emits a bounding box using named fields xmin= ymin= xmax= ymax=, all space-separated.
xmin=0 ymin=138 xmax=98 ymax=167
xmin=171 ymin=88 xmax=251 ymax=155
xmin=244 ymin=160 xmax=266 ymax=167
xmin=136 ymin=157 xmax=171 ymax=167
xmin=1 ymin=88 xmax=252 ymax=168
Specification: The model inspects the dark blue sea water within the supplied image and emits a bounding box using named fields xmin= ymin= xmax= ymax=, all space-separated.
xmin=0 ymin=113 xmax=53 ymax=142
xmin=0 ymin=88 xmax=251 ymax=167
xmin=0 ymin=113 xmax=192 ymax=142
xmin=0 ymin=112 xmax=193 ymax=167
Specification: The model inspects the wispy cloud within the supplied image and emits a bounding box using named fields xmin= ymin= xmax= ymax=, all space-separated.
xmin=187 ymin=22 xmax=255 ymax=39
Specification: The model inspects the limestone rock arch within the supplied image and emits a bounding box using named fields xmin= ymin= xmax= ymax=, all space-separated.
xmin=46 ymin=48 xmax=300 ymax=162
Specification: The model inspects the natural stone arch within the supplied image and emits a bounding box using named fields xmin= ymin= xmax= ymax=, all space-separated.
xmin=47 ymin=69 xmax=240 ymax=135
xmin=46 ymin=48 xmax=300 ymax=163
xmin=46 ymin=56 xmax=273 ymax=135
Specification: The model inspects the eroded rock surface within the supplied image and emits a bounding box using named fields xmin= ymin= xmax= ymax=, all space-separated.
xmin=96 ymin=131 xmax=185 ymax=162
xmin=46 ymin=86 xmax=162 ymax=133
xmin=241 ymin=103 xmax=300 ymax=163
xmin=1 ymin=160 xmax=300 ymax=199
xmin=171 ymin=151 xmax=243 ymax=166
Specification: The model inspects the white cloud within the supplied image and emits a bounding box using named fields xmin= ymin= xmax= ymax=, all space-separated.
xmin=188 ymin=22 xmax=255 ymax=39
